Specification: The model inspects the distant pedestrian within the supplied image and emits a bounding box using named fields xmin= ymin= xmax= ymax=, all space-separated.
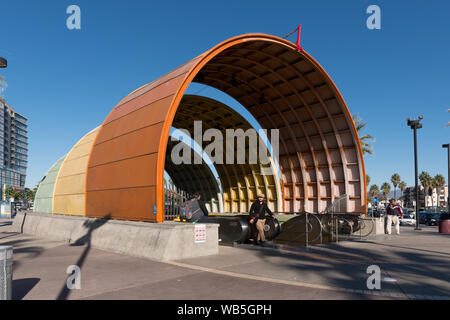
xmin=249 ymin=194 xmax=273 ymax=245
xmin=385 ymin=199 xmax=403 ymax=235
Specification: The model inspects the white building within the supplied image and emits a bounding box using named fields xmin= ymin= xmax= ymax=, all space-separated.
xmin=428 ymin=185 xmax=448 ymax=208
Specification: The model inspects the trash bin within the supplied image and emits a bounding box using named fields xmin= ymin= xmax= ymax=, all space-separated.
xmin=438 ymin=213 xmax=450 ymax=234
xmin=0 ymin=246 xmax=13 ymax=300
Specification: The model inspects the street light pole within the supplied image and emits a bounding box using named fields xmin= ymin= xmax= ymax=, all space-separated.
xmin=443 ymin=144 xmax=450 ymax=212
xmin=407 ymin=116 xmax=423 ymax=230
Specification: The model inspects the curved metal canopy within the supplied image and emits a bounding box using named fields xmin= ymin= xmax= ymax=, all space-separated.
xmin=35 ymin=33 xmax=366 ymax=222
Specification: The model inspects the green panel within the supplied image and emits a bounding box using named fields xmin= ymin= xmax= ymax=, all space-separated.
xmin=34 ymin=155 xmax=66 ymax=213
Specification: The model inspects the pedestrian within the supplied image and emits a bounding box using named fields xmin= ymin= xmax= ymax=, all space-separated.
xmin=249 ymin=193 xmax=273 ymax=245
xmin=181 ymin=192 xmax=209 ymax=223
xmin=385 ymin=199 xmax=403 ymax=235
xmin=193 ymin=192 xmax=209 ymax=216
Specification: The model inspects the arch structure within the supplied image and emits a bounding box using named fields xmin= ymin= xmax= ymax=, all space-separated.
xmin=165 ymin=139 xmax=222 ymax=213
xmin=34 ymin=33 xmax=366 ymax=222
xmin=170 ymin=95 xmax=282 ymax=214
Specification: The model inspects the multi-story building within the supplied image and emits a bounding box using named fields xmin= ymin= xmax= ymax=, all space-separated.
xmin=403 ymin=185 xmax=448 ymax=209
xmin=403 ymin=185 xmax=425 ymax=209
xmin=430 ymin=185 xmax=448 ymax=208
xmin=0 ymin=97 xmax=28 ymax=190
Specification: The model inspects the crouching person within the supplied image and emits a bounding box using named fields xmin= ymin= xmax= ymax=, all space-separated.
xmin=181 ymin=192 xmax=209 ymax=223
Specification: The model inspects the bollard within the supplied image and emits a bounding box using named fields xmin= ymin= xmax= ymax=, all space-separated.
xmin=0 ymin=246 xmax=13 ymax=300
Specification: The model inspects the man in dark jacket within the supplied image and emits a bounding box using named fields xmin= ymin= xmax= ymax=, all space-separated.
xmin=249 ymin=193 xmax=273 ymax=244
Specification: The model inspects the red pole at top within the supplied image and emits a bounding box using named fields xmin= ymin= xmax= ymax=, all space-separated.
xmin=296 ymin=25 xmax=303 ymax=52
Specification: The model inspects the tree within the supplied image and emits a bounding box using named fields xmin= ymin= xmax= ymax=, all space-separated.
xmin=12 ymin=190 xmax=23 ymax=200
xmin=432 ymin=174 xmax=446 ymax=207
xmin=26 ymin=188 xmax=36 ymax=201
xmin=352 ymin=114 xmax=375 ymax=155
xmin=399 ymin=181 xmax=407 ymax=197
xmin=419 ymin=171 xmax=433 ymax=207
xmin=1 ymin=186 xmax=25 ymax=201
xmin=433 ymin=174 xmax=446 ymax=189
xmin=381 ymin=182 xmax=391 ymax=201
xmin=391 ymin=173 xmax=401 ymax=200
xmin=369 ymin=184 xmax=380 ymax=202
xmin=366 ymin=174 xmax=370 ymax=186
xmin=3 ymin=186 xmax=14 ymax=199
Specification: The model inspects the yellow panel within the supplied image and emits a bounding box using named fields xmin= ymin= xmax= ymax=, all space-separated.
xmin=53 ymin=127 xmax=100 ymax=216
xmin=59 ymin=156 xmax=91 ymax=177
xmin=68 ymin=141 xmax=93 ymax=159
xmin=53 ymin=174 xmax=85 ymax=195
xmin=53 ymin=194 xmax=85 ymax=216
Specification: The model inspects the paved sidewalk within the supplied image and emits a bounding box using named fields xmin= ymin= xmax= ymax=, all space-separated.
xmin=0 ymin=220 xmax=448 ymax=300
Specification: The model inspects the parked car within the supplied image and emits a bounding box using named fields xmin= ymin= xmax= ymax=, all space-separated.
xmin=425 ymin=213 xmax=441 ymax=226
xmin=419 ymin=212 xmax=428 ymax=224
xmin=400 ymin=214 xmax=416 ymax=226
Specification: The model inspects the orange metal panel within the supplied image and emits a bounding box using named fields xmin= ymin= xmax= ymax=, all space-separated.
xmin=95 ymin=96 xmax=173 ymax=145
xmin=105 ymin=75 xmax=184 ymax=124
xmin=86 ymin=56 xmax=200 ymax=222
xmin=87 ymin=186 xmax=156 ymax=221
xmin=118 ymin=57 xmax=202 ymax=107
xmin=87 ymin=153 xmax=157 ymax=191
xmin=89 ymin=123 xmax=163 ymax=167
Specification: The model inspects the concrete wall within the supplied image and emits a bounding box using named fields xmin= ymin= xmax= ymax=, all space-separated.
xmin=360 ymin=217 xmax=385 ymax=235
xmin=33 ymin=156 xmax=66 ymax=214
xmin=12 ymin=212 xmax=219 ymax=261
xmin=52 ymin=127 xmax=100 ymax=216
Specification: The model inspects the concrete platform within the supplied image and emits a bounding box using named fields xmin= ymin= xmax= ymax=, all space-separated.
xmin=11 ymin=212 xmax=219 ymax=261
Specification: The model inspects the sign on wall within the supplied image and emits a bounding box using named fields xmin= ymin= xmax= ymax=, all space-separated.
xmin=194 ymin=224 xmax=206 ymax=243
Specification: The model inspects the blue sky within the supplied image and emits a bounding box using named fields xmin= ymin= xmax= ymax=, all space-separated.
xmin=0 ymin=0 xmax=449 ymax=189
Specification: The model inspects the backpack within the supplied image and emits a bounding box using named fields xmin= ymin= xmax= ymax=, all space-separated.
xmin=180 ymin=199 xmax=202 ymax=222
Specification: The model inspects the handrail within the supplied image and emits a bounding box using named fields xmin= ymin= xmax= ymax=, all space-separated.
xmin=273 ymin=212 xmax=374 ymax=246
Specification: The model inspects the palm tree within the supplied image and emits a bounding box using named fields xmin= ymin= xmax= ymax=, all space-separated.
xmin=419 ymin=171 xmax=432 ymax=208
xmin=369 ymin=184 xmax=380 ymax=201
xmin=391 ymin=173 xmax=401 ymax=200
xmin=399 ymin=181 xmax=407 ymax=198
xmin=432 ymin=174 xmax=446 ymax=207
xmin=366 ymin=174 xmax=370 ymax=186
xmin=352 ymin=114 xmax=375 ymax=155
xmin=381 ymin=182 xmax=391 ymax=201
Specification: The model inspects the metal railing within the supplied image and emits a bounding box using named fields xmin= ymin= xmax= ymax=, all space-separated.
xmin=274 ymin=212 xmax=376 ymax=247
xmin=164 ymin=183 xmax=191 ymax=221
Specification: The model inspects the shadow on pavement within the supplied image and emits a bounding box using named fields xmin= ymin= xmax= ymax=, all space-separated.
xmin=350 ymin=239 xmax=450 ymax=256
xmin=12 ymin=278 xmax=40 ymax=300
xmin=0 ymin=221 xmax=12 ymax=227
xmin=241 ymin=235 xmax=450 ymax=298
xmin=56 ymin=215 xmax=111 ymax=300
xmin=0 ymin=238 xmax=44 ymax=260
